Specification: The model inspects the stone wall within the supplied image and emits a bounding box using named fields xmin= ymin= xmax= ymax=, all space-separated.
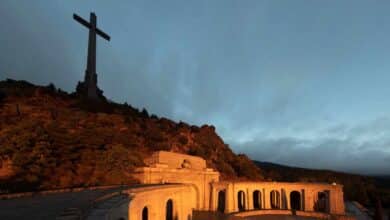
xmin=128 ymin=151 xmax=349 ymax=220
xmin=144 ymin=151 xmax=207 ymax=170
xmin=132 ymin=151 xmax=219 ymax=210
xmin=125 ymin=184 xmax=197 ymax=220
xmin=231 ymin=210 xmax=356 ymax=220
xmin=211 ymin=181 xmax=345 ymax=215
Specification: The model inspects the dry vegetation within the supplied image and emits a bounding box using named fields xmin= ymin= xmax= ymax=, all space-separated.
xmin=1 ymin=79 xmax=388 ymax=209
xmin=0 ymin=79 xmax=262 ymax=193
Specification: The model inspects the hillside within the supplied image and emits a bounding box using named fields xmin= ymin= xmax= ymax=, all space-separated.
xmin=255 ymin=161 xmax=390 ymax=208
xmin=0 ymin=79 xmax=262 ymax=193
xmin=1 ymin=79 xmax=388 ymax=209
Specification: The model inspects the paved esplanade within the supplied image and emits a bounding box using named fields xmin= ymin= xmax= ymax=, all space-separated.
xmin=0 ymin=187 xmax=122 ymax=220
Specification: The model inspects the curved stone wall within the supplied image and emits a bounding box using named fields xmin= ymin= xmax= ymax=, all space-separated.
xmin=126 ymin=184 xmax=198 ymax=220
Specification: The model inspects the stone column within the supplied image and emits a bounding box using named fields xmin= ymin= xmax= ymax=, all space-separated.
xmin=337 ymin=188 xmax=345 ymax=214
xmin=210 ymin=185 xmax=216 ymax=211
xmin=330 ymin=188 xmax=345 ymax=214
xmin=247 ymin=188 xmax=253 ymax=210
xmin=225 ymin=183 xmax=235 ymax=213
xmin=285 ymin=189 xmax=290 ymax=210
xmin=264 ymin=189 xmax=270 ymax=209
xmin=329 ymin=189 xmax=336 ymax=214
xmin=305 ymin=189 xmax=314 ymax=212
xmin=301 ymin=189 xmax=305 ymax=211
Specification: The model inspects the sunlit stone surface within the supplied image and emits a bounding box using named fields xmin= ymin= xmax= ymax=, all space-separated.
xmin=0 ymin=151 xmax=353 ymax=220
xmin=127 ymin=151 xmax=351 ymax=220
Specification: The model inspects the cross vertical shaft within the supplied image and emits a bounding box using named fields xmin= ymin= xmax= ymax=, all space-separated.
xmin=73 ymin=12 xmax=110 ymax=100
xmin=86 ymin=13 xmax=97 ymax=98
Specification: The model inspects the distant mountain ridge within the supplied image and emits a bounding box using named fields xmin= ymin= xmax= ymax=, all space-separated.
xmin=255 ymin=160 xmax=358 ymax=175
xmin=254 ymin=160 xmax=390 ymax=208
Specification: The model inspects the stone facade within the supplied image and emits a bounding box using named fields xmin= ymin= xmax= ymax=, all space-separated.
xmin=210 ymin=181 xmax=345 ymax=214
xmin=132 ymin=151 xmax=219 ymax=210
xmin=126 ymin=185 xmax=197 ymax=220
xmin=143 ymin=151 xmax=207 ymax=171
xmin=128 ymin=151 xmax=350 ymax=220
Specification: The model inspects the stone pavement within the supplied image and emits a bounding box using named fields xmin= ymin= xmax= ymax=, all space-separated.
xmin=0 ymin=187 xmax=123 ymax=220
xmin=345 ymin=201 xmax=371 ymax=220
xmin=86 ymin=194 xmax=129 ymax=220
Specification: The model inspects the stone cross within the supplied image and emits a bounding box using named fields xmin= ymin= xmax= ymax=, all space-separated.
xmin=73 ymin=12 xmax=110 ymax=99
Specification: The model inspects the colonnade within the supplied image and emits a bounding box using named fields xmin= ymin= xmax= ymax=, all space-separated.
xmin=210 ymin=182 xmax=345 ymax=215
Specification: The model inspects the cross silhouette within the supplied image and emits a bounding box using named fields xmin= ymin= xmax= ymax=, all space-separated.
xmin=73 ymin=12 xmax=110 ymax=99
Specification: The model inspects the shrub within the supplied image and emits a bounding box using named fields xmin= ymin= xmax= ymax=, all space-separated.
xmin=0 ymin=90 xmax=6 ymax=104
xmin=141 ymin=108 xmax=149 ymax=118
xmin=178 ymin=135 xmax=188 ymax=145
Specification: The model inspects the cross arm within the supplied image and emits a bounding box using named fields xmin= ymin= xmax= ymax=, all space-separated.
xmin=73 ymin=14 xmax=91 ymax=29
xmin=96 ymin=28 xmax=110 ymax=41
xmin=73 ymin=13 xmax=111 ymax=41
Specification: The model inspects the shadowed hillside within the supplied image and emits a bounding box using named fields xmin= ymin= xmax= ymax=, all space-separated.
xmin=255 ymin=161 xmax=390 ymax=208
xmin=0 ymin=79 xmax=263 ymax=193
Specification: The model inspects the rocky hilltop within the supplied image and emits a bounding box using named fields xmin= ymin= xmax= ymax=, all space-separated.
xmin=0 ymin=79 xmax=262 ymax=192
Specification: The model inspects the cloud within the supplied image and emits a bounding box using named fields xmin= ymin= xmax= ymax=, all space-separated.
xmin=1 ymin=1 xmax=390 ymax=176
xmin=232 ymin=118 xmax=390 ymax=175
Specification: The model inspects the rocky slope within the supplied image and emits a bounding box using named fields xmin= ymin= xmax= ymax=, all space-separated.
xmin=0 ymin=79 xmax=262 ymax=193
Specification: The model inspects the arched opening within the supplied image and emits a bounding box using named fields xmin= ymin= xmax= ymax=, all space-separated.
xmin=238 ymin=191 xmax=246 ymax=211
xmin=314 ymin=191 xmax=329 ymax=213
xmin=290 ymin=191 xmax=301 ymax=210
xmin=142 ymin=206 xmax=148 ymax=220
xmin=253 ymin=190 xmax=261 ymax=209
xmin=217 ymin=190 xmax=226 ymax=212
xmin=166 ymin=199 xmax=174 ymax=220
xmin=270 ymin=190 xmax=281 ymax=209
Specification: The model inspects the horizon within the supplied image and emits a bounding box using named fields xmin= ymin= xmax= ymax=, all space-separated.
xmin=1 ymin=0 xmax=390 ymax=175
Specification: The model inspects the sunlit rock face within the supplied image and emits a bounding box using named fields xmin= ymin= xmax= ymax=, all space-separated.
xmin=127 ymin=151 xmax=350 ymax=220
xmin=0 ymin=158 xmax=13 ymax=180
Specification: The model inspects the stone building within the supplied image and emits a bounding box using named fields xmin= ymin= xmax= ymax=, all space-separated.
xmin=125 ymin=151 xmax=352 ymax=220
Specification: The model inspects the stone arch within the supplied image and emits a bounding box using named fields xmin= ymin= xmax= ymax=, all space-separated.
xmin=187 ymin=183 xmax=200 ymax=210
xmin=270 ymin=190 xmax=281 ymax=209
xmin=253 ymin=190 xmax=262 ymax=209
xmin=179 ymin=183 xmax=200 ymax=210
xmin=238 ymin=190 xmax=246 ymax=211
xmin=142 ymin=206 xmax=148 ymax=220
xmin=166 ymin=199 xmax=174 ymax=220
xmin=290 ymin=191 xmax=301 ymax=210
xmin=217 ymin=190 xmax=226 ymax=213
xmin=314 ymin=191 xmax=330 ymax=213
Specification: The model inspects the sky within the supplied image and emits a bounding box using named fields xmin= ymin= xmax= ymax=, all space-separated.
xmin=1 ymin=0 xmax=390 ymax=175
